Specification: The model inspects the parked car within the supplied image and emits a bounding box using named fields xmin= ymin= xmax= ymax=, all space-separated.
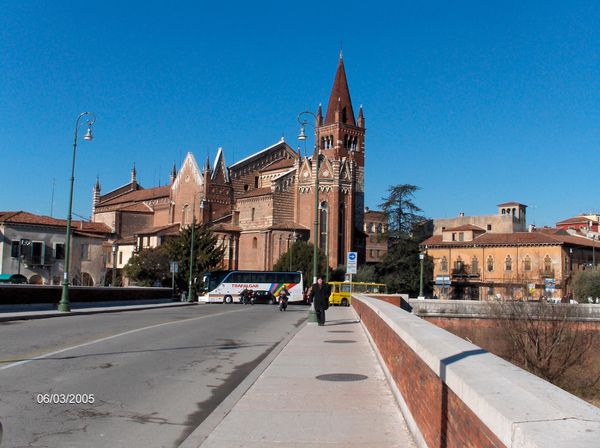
xmin=251 ymin=290 xmax=276 ymax=304
xmin=0 ymin=274 xmax=28 ymax=284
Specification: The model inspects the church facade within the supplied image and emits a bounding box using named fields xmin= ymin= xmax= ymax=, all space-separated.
xmin=92 ymin=55 xmax=366 ymax=276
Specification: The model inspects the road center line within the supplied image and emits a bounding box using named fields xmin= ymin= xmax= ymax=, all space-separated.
xmin=0 ymin=307 xmax=248 ymax=372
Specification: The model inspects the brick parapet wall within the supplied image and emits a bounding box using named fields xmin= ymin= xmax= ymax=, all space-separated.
xmin=352 ymin=294 xmax=600 ymax=447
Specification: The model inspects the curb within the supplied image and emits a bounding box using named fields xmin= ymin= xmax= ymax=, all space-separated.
xmin=0 ymin=302 xmax=198 ymax=322
xmin=178 ymin=318 xmax=307 ymax=448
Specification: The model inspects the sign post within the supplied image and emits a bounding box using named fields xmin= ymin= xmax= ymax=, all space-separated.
xmin=170 ymin=261 xmax=179 ymax=297
xmin=346 ymin=251 xmax=357 ymax=297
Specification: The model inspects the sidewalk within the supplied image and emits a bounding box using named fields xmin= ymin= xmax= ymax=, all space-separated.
xmin=194 ymin=306 xmax=415 ymax=447
xmin=0 ymin=300 xmax=195 ymax=322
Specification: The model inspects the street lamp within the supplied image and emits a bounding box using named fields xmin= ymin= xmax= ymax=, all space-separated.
xmin=320 ymin=201 xmax=329 ymax=282
xmin=112 ymin=243 xmax=118 ymax=287
xmin=297 ymin=111 xmax=320 ymax=284
xmin=58 ymin=112 xmax=96 ymax=313
xmin=298 ymin=110 xmax=319 ymax=324
xmin=418 ymin=252 xmax=425 ymax=299
xmin=187 ymin=195 xmax=201 ymax=303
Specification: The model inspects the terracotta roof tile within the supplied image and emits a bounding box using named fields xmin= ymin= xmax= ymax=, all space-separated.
xmin=0 ymin=211 xmax=111 ymax=234
xmin=99 ymin=185 xmax=170 ymax=206
xmin=421 ymin=231 xmax=600 ymax=249
xmin=261 ymin=158 xmax=295 ymax=172
xmin=556 ymin=216 xmax=598 ymax=225
xmin=443 ymin=224 xmax=485 ymax=232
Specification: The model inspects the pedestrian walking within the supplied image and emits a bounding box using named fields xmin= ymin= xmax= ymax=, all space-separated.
xmin=309 ymin=276 xmax=330 ymax=326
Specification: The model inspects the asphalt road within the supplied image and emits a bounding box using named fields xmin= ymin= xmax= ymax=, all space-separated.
xmin=0 ymin=304 xmax=307 ymax=448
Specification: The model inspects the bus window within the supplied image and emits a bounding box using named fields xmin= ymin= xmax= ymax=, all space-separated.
xmin=341 ymin=284 xmax=351 ymax=293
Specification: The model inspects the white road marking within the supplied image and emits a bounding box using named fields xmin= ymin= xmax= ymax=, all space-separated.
xmin=0 ymin=308 xmax=248 ymax=372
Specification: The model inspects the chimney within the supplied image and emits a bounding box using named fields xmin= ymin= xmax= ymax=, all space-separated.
xmin=459 ymin=212 xmax=465 ymax=217
xmin=528 ymin=224 xmax=536 ymax=232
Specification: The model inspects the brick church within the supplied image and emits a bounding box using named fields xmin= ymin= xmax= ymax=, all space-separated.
xmin=92 ymin=54 xmax=366 ymax=275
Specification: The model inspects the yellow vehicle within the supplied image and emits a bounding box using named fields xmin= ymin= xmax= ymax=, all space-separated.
xmin=328 ymin=282 xmax=387 ymax=307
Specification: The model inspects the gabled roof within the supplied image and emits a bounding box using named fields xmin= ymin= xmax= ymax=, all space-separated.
xmin=324 ymin=54 xmax=355 ymax=126
xmin=0 ymin=211 xmax=111 ymax=234
xmin=443 ymin=224 xmax=485 ymax=232
xmin=557 ymin=216 xmax=599 ymax=225
xmin=229 ymin=140 xmax=294 ymax=170
xmin=99 ymin=185 xmax=170 ymax=207
xmin=211 ymin=147 xmax=229 ymax=183
xmin=261 ymin=157 xmax=295 ymax=172
xmin=136 ymin=223 xmax=180 ymax=236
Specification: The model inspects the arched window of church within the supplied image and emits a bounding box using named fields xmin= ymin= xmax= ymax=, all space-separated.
xmin=254 ymin=176 xmax=259 ymax=188
xmin=182 ymin=204 xmax=189 ymax=225
xmin=329 ymin=135 xmax=334 ymax=148
xmin=523 ymin=255 xmax=532 ymax=271
xmin=252 ymin=237 xmax=257 ymax=249
xmin=251 ymin=208 xmax=255 ymax=222
xmin=321 ymin=137 xmax=325 ymax=149
xmin=319 ymin=201 xmax=328 ymax=250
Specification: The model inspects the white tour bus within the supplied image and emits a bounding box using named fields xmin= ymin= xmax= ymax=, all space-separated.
xmin=198 ymin=270 xmax=304 ymax=304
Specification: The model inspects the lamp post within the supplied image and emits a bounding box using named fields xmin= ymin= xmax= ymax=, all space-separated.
xmin=58 ymin=112 xmax=95 ymax=313
xmin=187 ymin=195 xmax=201 ymax=303
xmin=418 ymin=252 xmax=425 ymax=299
xmin=298 ymin=111 xmax=319 ymax=323
xmin=112 ymin=243 xmax=117 ymax=286
xmin=320 ymin=201 xmax=329 ymax=283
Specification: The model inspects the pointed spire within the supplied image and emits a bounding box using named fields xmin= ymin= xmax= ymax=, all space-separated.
xmin=94 ymin=176 xmax=101 ymax=191
xmin=357 ymin=104 xmax=364 ymax=128
xmin=131 ymin=163 xmax=137 ymax=184
xmin=170 ymin=163 xmax=177 ymax=184
xmin=92 ymin=176 xmax=101 ymax=215
xmin=204 ymin=155 xmax=211 ymax=173
xmin=317 ymin=103 xmax=323 ymax=126
xmin=324 ymin=55 xmax=355 ymax=126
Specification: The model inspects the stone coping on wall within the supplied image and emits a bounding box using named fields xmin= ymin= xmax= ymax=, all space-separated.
xmin=353 ymin=294 xmax=600 ymax=448
xmin=409 ymin=298 xmax=600 ymax=321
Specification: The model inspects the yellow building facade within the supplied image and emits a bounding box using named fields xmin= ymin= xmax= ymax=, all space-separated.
xmin=421 ymin=226 xmax=599 ymax=301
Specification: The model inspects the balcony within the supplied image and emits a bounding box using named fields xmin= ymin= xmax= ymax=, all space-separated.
xmin=451 ymin=267 xmax=481 ymax=279
xmin=538 ymin=269 xmax=555 ymax=278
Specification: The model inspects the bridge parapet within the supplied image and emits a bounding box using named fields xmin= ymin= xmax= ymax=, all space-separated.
xmin=352 ymin=293 xmax=600 ymax=448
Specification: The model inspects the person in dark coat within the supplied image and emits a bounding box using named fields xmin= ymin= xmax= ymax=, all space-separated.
xmin=310 ymin=276 xmax=331 ymax=326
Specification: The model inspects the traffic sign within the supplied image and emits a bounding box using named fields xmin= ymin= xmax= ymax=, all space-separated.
xmin=346 ymin=251 xmax=357 ymax=274
xmin=170 ymin=261 xmax=179 ymax=273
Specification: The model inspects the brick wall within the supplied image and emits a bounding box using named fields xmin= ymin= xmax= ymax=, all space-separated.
xmin=353 ymin=298 xmax=506 ymax=448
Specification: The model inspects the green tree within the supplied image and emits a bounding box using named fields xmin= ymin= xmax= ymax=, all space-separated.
xmin=379 ymin=184 xmax=424 ymax=238
xmin=573 ymin=269 xmax=600 ymax=301
xmin=273 ymin=240 xmax=327 ymax=287
xmin=354 ymin=264 xmax=378 ymax=283
xmin=164 ymin=223 xmax=225 ymax=294
xmin=375 ymin=183 xmax=433 ymax=295
xmin=122 ymin=246 xmax=170 ymax=287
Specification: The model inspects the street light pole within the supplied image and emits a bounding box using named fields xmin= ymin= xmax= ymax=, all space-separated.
xmin=187 ymin=195 xmax=197 ymax=303
xmin=112 ymin=243 xmax=117 ymax=286
xmin=298 ymin=111 xmax=319 ymax=324
xmin=418 ymin=252 xmax=425 ymax=299
xmin=320 ymin=202 xmax=329 ymax=283
xmin=58 ymin=112 xmax=95 ymax=313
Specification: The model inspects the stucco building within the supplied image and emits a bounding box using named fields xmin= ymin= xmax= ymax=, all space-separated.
xmin=421 ymin=225 xmax=599 ymax=301
xmin=364 ymin=208 xmax=387 ymax=264
xmin=92 ymin=54 xmax=367 ymax=275
xmin=0 ymin=211 xmax=111 ymax=285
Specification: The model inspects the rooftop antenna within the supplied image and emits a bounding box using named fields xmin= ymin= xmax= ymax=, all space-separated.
xmin=50 ymin=178 xmax=56 ymax=217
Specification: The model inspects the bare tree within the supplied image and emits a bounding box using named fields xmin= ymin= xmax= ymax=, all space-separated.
xmin=492 ymin=300 xmax=597 ymax=385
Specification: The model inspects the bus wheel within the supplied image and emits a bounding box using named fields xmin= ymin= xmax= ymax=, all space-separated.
xmin=224 ymin=295 xmax=233 ymax=304
xmin=341 ymin=298 xmax=349 ymax=307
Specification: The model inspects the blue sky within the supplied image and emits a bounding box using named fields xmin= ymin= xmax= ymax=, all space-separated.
xmin=1 ymin=1 xmax=599 ymax=226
